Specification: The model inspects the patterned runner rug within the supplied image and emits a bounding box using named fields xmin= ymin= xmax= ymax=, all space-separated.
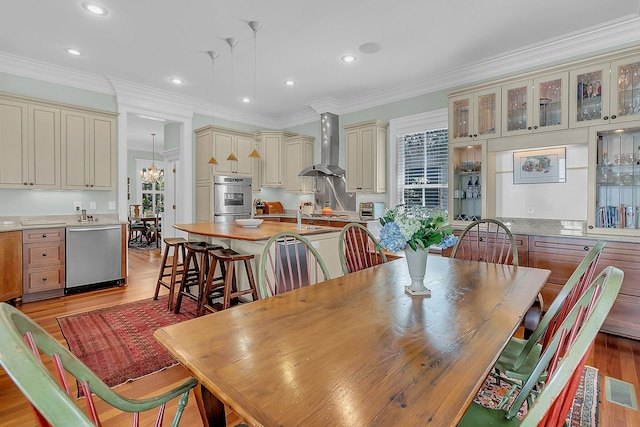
xmin=57 ymin=296 xmax=197 ymax=388
xmin=475 ymin=365 xmax=599 ymax=426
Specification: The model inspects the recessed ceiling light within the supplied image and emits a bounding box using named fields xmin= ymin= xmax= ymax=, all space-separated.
xmin=359 ymin=42 xmax=381 ymax=54
xmin=284 ymin=80 xmax=296 ymax=86
xmin=241 ymin=97 xmax=253 ymax=103
xmin=65 ymin=48 xmax=82 ymax=56
xmin=341 ymin=55 xmax=356 ymax=63
xmin=81 ymin=2 xmax=108 ymax=16
xmin=169 ymin=78 xmax=184 ymax=85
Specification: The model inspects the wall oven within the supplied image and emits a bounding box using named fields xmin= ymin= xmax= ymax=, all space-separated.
xmin=213 ymin=175 xmax=252 ymax=222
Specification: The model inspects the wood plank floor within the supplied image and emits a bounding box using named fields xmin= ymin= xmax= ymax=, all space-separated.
xmin=0 ymin=248 xmax=638 ymax=426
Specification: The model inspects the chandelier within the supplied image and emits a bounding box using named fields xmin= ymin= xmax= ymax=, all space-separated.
xmin=141 ymin=133 xmax=163 ymax=183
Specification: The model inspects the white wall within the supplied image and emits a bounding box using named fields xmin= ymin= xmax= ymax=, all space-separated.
xmin=495 ymin=144 xmax=588 ymax=220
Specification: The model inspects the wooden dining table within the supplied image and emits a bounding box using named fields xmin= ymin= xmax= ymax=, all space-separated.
xmin=154 ymin=255 xmax=550 ymax=426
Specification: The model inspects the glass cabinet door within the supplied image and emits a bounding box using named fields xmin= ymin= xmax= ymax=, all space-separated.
xmin=451 ymin=143 xmax=483 ymax=222
xmin=611 ymin=57 xmax=640 ymax=123
xmin=475 ymin=88 xmax=500 ymax=139
xmin=592 ymin=127 xmax=640 ymax=232
xmin=535 ymin=74 xmax=567 ymax=131
xmin=569 ymin=63 xmax=610 ymax=127
xmin=503 ymin=82 xmax=530 ymax=135
xmin=449 ymin=88 xmax=500 ymax=143
xmin=450 ymin=95 xmax=471 ymax=141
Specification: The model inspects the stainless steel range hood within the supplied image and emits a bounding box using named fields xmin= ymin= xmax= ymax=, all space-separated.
xmin=298 ymin=112 xmax=346 ymax=177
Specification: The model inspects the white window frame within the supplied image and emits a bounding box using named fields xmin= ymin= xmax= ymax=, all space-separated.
xmin=135 ymin=158 xmax=165 ymax=215
xmin=388 ymin=109 xmax=448 ymax=207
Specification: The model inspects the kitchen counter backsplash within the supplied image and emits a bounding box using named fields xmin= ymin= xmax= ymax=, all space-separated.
xmin=0 ymin=214 xmax=123 ymax=232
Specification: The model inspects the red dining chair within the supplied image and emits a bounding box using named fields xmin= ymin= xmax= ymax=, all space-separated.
xmin=0 ymin=302 xmax=197 ymax=427
xmin=458 ymin=266 xmax=623 ymax=426
xmin=258 ymin=231 xmax=330 ymax=298
xmin=338 ymin=222 xmax=388 ymax=274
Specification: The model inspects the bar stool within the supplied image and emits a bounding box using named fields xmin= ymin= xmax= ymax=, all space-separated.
xmin=199 ymin=247 xmax=259 ymax=316
xmin=153 ymin=237 xmax=187 ymax=310
xmin=173 ymin=241 xmax=223 ymax=314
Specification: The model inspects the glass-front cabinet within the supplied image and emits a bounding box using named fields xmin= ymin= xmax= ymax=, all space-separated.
xmin=449 ymin=142 xmax=486 ymax=224
xmin=448 ymin=86 xmax=501 ymax=143
xmin=502 ymin=72 xmax=568 ymax=136
xmin=570 ymin=56 xmax=640 ymax=127
xmin=588 ymin=125 xmax=640 ymax=235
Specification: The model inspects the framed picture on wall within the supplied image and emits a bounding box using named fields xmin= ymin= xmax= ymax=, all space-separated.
xmin=513 ymin=147 xmax=566 ymax=184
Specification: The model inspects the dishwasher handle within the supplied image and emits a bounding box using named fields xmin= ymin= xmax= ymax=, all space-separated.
xmin=67 ymin=226 xmax=122 ymax=232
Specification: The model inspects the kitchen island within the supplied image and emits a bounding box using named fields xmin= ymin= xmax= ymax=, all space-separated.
xmin=173 ymin=221 xmax=343 ymax=296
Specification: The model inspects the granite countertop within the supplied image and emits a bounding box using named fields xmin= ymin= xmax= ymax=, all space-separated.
xmin=0 ymin=214 xmax=124 ymax=232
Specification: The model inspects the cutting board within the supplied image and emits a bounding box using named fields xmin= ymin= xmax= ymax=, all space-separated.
xmin=263 ymin=201 xmax=284 ymax=214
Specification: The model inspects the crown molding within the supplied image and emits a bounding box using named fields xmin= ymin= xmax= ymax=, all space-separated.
xmin=0 ymin=52 xmax=114 ymax=95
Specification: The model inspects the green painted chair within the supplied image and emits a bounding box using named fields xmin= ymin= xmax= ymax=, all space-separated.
xmin=0 ymin=302 xmax=197 ymax=427
xmin=450 ymin=218 xmax=543 ymax=337
xmin=458 ymin=266 xmax=623 ymax=426
xmin=494 ymin=241 xmax=606 ymax=383
xmin=338 ymin=222 xmax=387 ymax=274
xmin=258 ymin=231 xmax=330 ymax=298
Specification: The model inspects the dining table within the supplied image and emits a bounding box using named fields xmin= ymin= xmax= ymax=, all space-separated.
xmin=129 ymin=215 xmax=160 ymax=247
xmin=154 ymin=255 xmax=550 ymax=426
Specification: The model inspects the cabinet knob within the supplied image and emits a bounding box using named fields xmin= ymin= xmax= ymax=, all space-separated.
xmin=603 ymin=116 xmax=609 ymax=120
xmin=85 ymin=184 xmax=90 ymax=187
xmin=533 ymin=125 xmax=538 ymax=129
xmin=478 ymin=237 xmax=483 ymax=242
xmin=527 ymin=126 xmax=532 ymax=130
xmin=583 ymin=246 xmax=589 ymax=251
xmin=30 ymin=182 xmax=34 ymax=185
xmin=42 ymin=277 xmax=48 ymax=282
xmin=42 ymin=253 xmax=47 ymax=257
xmin=588 ymin=225 xmax=594 ymax=229
xmin=473 ymin=134 xmax=478 ymax=138
xmin=42 ymin=234 xmax=47 ymax=238
xmin=23 ymin=182 xmax=28 ymax=186
xmin=611 ymin=114 xmax=617 ymax=119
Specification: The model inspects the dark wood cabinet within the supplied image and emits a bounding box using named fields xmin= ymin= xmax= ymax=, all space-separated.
xmin=440 ymin=229 xmax=528 ymax=267
xmin=0 ymin=231 xmax=22 ymax=302
xmin=22 ymin=228 xmax=65 ymax=302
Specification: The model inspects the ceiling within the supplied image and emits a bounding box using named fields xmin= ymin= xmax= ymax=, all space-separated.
xmin=1 ymin=0 xmax=640 ymax=151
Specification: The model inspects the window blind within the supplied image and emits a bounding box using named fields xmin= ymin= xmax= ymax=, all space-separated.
xmin=396 ymin=129 xmax=448 ymax=209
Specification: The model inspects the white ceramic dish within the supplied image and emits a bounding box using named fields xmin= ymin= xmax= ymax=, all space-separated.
xmin=235 ymin=219 xmax=263 ymax=228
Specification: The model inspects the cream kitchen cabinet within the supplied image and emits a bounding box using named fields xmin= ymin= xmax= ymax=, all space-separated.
xmin=60 ymin=110 xmax=116 ymax=190
xmin=448 ymin=86 xmax=501 ymax=143
xmin=195 ymin=181 xmax=213 ymax=223
xmin=501 ymin=71 xmax=568 ymax=136
xmin=195 ymin=128 xmax=214 ymax=183
xmin=570 ymin=55 xmax=640 ymax=128
xmin=212 ymin=128 xmax=253 ymax=177
xmin=0 ymin=97 xmax=59 ymax=189
xmin=252 ymin=139 xmax=263 ymax=191
xmin=284 ymin=135 xmax=314 ymax=194
xmin=449 ymin=141 xmax=487 ymax=225
xmin=259 ymin=130 xmax=296 ymax=187
xmin=345 ymin=120 xmax=388 ymax=193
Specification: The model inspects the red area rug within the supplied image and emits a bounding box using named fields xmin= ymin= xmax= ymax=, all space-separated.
xmin=57 ymin=296 xmax=197 ymax=388
xmin=475 ymin=365 xmax=599 ymax=426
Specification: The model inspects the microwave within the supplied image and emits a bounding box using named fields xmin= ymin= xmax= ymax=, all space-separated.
xmin=359 ymin=202 xmax=385 ymax=220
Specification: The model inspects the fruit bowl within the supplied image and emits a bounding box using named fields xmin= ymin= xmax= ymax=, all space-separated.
xmin=235 ymin=219 xmax=264 ymax=228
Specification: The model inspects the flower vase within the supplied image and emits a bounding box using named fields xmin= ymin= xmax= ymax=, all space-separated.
xmin=404 ymin=246 xmax=431 ymax=296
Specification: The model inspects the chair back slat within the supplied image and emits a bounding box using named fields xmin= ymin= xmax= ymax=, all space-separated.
xmin=339 ymin=223 xmax=388 ymax=274
xmin=450 ymin=219 xmax=518 ymax=266
xmin=259 ymin=232 xmax=330 ymax=297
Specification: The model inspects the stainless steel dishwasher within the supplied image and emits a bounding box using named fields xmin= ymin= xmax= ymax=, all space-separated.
xmin=65 ymin=225 xmax=123 ymax=292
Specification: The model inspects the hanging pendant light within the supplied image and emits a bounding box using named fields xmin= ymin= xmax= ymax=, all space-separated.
xmin=225 ymin=37 xmax=239 ymax=161
xmin=247 ymin=20 xmax=262 ymax=159
xmin=206 ymin=50 xmax=219 ymax=166
xmin=141 ymin=133 xmax=163 ymax=183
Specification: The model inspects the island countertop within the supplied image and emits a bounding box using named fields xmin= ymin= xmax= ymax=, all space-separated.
xmin=173 ymin=221 xmax=340 ymax=241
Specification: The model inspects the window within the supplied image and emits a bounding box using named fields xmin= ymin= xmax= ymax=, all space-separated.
xmin=389 ymin=109 xmax=449 ymax=210
xmin=136 ymin=158 xmax=164 ymax=215
xmin=397 ymin=129 xmax=448 ymax=209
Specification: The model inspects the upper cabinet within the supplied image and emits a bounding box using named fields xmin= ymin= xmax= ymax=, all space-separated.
xmin=501 ymin=71 xmax=568 ymax=136
xmin=284 ymin=135 xmax=314 ymax=194
xmin=258 ymin=130 xmax=296 ymax=188
xmin=449 ymin=142 xmax=486 ymax=225
xmin=449 ymin=86 xmax=501 ymax=143
xmin=570 ymin=55 xmax=640 ymax=127
xmin=0 ymin=93 xmax=116 ymax=191
xmin=195 ymin=125 xmax=254 ymax=178
xmin=345 ymin=120 xmax=388 ymax=193
xmin=60 ymin=110 xmax=116 ymax=190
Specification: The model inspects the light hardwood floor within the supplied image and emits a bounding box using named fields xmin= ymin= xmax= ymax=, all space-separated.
xmin=0 ymin=249 xmax=638 ymax=426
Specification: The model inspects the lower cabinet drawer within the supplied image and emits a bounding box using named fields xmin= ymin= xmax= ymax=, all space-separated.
xmin=23 ymin=242 xmax=65 ymax=268
xmin=23 ymin=266 xmax=65 ymax=294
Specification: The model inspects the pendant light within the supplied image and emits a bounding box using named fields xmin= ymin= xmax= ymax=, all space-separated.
xmin=206 ymin=50 xmax=219 ymax=165
xmin=247 ymin=21 xmax=262 ymax=159
xmin=141 ymin=133 xmax=163 ymax=183
xmin=225 ymin=37 xmax=239 ymax=162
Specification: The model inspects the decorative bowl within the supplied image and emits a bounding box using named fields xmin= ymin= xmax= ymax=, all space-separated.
xmin=235 ymin=219 xmax=263 ymax=228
